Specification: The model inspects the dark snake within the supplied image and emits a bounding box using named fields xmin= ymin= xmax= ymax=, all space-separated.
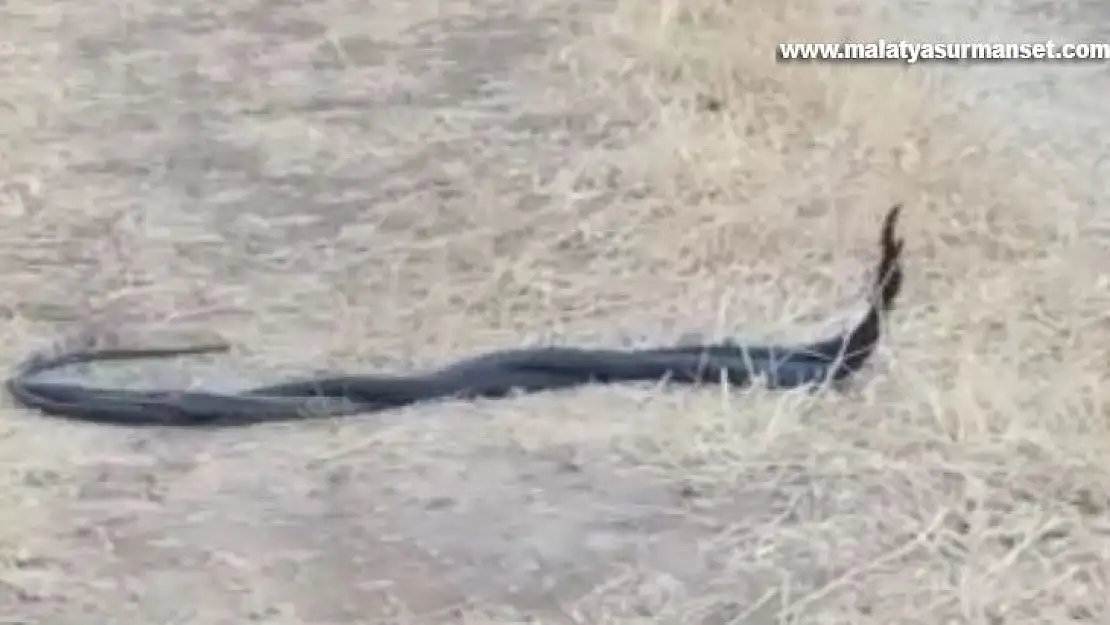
xmin=5 ymin=205 xmax=904 ymax=427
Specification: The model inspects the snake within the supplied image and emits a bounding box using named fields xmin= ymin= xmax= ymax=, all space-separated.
xmin=5 ymin=205 xmax=904 ymax=427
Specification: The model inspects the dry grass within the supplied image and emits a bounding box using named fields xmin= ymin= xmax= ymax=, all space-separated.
xmin=3 ymin=0 xmax=1110 ymax=622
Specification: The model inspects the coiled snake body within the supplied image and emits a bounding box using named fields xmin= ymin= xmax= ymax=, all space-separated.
xmin=6 ymin=206 xmax=904 ymax=427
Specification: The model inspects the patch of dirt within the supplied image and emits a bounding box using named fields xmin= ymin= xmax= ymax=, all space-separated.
xmin=3 ymin=0 xmax=1110 ymax=623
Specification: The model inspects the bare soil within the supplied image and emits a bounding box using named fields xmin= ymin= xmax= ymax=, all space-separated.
xmin=3 ymin=0 xmax=1110 ymax=623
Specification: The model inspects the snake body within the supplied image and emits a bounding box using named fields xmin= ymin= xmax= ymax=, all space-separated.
xmin=6 ymin=206 xmax=904 ymax=427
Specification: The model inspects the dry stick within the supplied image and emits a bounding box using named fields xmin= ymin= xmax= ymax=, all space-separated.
xmin=776 ymin=509 xmax=948 ymax=620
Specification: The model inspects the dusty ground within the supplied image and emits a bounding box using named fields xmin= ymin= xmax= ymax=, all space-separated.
xmin=3 ymin=0 xmax=1110 ymax=622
